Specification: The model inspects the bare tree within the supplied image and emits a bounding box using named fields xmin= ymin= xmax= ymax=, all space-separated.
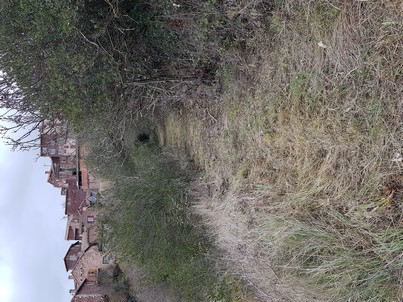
xmin=0 ymin=71 xmax=66 ymax=151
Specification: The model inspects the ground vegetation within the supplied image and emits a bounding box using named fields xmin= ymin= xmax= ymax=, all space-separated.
xmin=0 ymin=0 xmax=402 ymax=301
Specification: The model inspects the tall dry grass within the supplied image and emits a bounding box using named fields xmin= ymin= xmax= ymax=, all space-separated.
xmin=163 ymin=0 xmax=403 ymax=301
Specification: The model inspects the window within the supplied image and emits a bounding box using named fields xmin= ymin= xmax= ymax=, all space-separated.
xmin=74 ymin=229 xmax=80 ymax=240
xmin=50 ymin=149 xmax=56 ymax=155
xmin=88 ymin=191 xmax=97 ymax=205
xmin=41 ymin=147 xmax=48 ymax=154
xmin=87 ymin=216 xmax=95 ymax=223
xmin=102 ymin=255 xmax=110 ymax=264
xmin=87 ymin=269 xmax=97 ymax=278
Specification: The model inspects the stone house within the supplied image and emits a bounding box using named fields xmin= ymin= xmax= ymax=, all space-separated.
xmin=40 ymin=130 xmax=79 ymax=189
xmin=71 ymin=245 xmax=112 ymax=286
xmin=46 ymin=156 xmax=77 ymax=189
xmin=65 ymin=179 xmax=88 ymax=217
xmin=79 ymin=210 xmax=100 ymax=251
xmin=65 ymin=215 xmax=82 ymax=241
xmin=63 ymin=180 xmax=88 ymax=242
xmin=65 ymin=208 xmax=100 ymax=244
xmin=40 ymin=133 xmax=60 ymax=157
xmin=40 ymin=132 xmax=77 ymax=157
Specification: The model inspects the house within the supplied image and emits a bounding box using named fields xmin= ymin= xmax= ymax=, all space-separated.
xmin=46 ymin=156 xmax=77 ymax=188
xmin=65 ymin=208 xmax=99 ymax=244
xmin=64 ymin=182 xmax=88 ymax=242
xmin=65 ymin=179 xmax=88 ymax=217
xmin=40 ymin=122 xmax=77 ymax=158
xmin=40 ymin=133 xmax=59 ymax=157
xmin=64 ymin=242 xmax=82 ymax=271
xmin=79 ymin=210 xmax=100 ymax=251
xmin=65 ymin=216 xmax=82 ymax=241
xmin=71 ymin=245 xmax=113 ymax=286
xmin=40 ymin=128 xmax=79 ymax=189
xmin=61 ymin=137 xmax=77 ymax=156
xmin=71 ymin=279 xmax=108 ymax=302
xmin=40 ymin=133 xmax=76 ymax=157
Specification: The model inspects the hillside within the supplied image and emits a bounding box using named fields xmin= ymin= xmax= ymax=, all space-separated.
xmin=1 ymin=0 xmax=402 ymax=301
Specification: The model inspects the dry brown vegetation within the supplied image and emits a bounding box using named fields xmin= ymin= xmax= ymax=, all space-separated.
xmin=158 ymin=0 xmax=403 ymax=301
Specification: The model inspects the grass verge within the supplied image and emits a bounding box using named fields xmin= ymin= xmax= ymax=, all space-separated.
xmin=83 ymin=124 xmax=248 ymax=302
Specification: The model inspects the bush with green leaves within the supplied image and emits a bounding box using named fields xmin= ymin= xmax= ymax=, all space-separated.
xmin=92 ymin=140 xmax=238 ymax=302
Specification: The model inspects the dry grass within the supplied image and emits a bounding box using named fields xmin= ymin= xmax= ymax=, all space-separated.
xmin=119 ymin=262 xmax=183 ymax=302
xmin=161 ymin=0 xmax=403 ymax=301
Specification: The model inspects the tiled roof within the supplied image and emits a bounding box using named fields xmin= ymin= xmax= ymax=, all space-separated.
xmin=66 ymin=226 xmax=75 ymax=240
xmin=63 ymin=241 xmax=81 ymax=271
xmin=71 ymin=279 xmax=107 ymax=302
xmin=65 ymin=179 xmax=87 ymax=216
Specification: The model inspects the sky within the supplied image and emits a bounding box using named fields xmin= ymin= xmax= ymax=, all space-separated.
xmin=0 ymin=141 xmax=73 ymax=302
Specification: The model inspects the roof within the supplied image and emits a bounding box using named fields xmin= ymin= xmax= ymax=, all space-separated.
xmin=65 ymin=216 xmax=74 ymax=240
xmin=63 ymin=241 xmax=81 ymax=271
xmin=65 ymin=215 xmax=82 ymax=241
xmin=65 ymin=179 xmax=87 ymax=216
xmin=66 ymin=226 xmax=75 ymax=240
xmin=71 ymin=279 xmax=108 ymax=302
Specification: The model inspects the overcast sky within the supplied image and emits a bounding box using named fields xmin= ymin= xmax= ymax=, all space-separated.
xmin=0 ymin=141 xmax=73 ymax=302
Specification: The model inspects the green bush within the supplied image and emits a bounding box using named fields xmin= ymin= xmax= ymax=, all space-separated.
xmin=92 ymin=140 xmax=237 ymax=302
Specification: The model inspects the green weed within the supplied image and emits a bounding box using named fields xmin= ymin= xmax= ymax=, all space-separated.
xmin=89 ymin=136 xmax=242 ymax=302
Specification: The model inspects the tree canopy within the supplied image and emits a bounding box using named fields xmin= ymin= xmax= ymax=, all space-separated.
xmin=0 ymin=0 xmax=221 ymax=149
